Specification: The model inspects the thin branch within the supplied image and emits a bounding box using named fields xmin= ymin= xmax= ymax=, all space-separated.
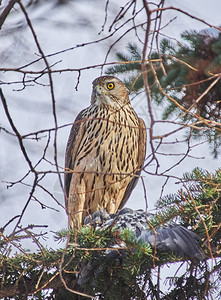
xmin=151 ymin=6 xmax=221 ymax=32
xmin=0 ymin=0 xmax=18 ymax=30
xmin=19 ymin=1 xmax=64 ymax=199
xmin=141 ymin=1 xmax=160 ymax=172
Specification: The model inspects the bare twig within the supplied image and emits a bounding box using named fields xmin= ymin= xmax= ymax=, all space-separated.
xmin=0 ymin=0 xmax=18 ymax=30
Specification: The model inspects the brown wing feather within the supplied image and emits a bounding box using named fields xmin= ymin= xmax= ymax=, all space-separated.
xmin=64 ymin=108 xmax=87 ymax=206
xmin=118 ymin=117 xmax=147 ymax=210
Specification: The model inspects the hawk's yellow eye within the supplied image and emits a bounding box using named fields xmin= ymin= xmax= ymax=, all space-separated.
xmin=107 ymin=82 xmax=115 ymax=90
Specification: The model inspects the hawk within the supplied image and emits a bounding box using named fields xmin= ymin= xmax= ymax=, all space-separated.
xmin=64 ymin=76 xmax=146 ymax=228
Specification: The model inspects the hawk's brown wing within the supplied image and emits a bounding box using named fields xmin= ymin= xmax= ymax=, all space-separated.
xmin=64 ymin=108 xmax=87 ymax=206
xmin=118 ymin=117 xmax=147 ymax=210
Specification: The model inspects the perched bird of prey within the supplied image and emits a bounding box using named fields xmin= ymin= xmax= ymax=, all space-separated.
xmin=65 ymin=76 xmax=146 ymax=228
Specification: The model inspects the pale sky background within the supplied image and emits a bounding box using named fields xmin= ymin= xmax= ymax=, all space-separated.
xmin=0 ymin=0 xmax=221 ymax=253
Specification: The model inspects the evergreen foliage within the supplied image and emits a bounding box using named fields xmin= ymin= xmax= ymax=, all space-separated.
xmin=1 ymin=169 xmax=220 ymax=299
xmin=157 ymin=168 xmax=221 ymax=248
xmin=106 ymin=30 xmax=221 ymax=157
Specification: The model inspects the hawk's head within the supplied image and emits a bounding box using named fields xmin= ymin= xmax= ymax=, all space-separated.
xmin=91 ymin=76 xmax=130 ymax=107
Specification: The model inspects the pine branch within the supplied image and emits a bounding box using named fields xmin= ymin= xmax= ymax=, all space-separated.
xmin=1 ymin=168 xmax=220 ymax=299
